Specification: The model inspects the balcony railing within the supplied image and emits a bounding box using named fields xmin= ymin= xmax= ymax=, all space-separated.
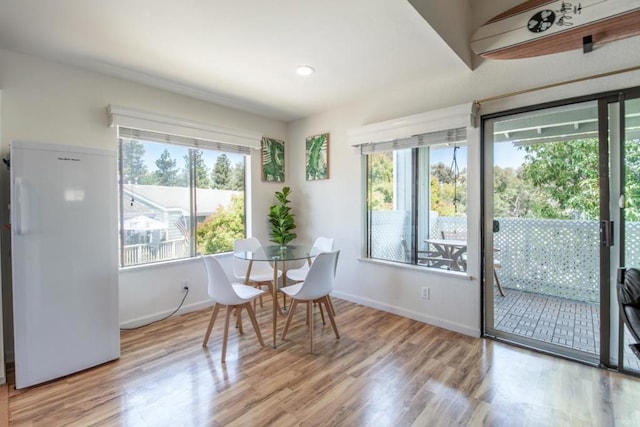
xmin=122 ymin=239 xmax=189 ymax=267
xmin=444 ymin=217 xmax=640 ymax=303
xmin=371 ymin=211 xmax=639 ymax=304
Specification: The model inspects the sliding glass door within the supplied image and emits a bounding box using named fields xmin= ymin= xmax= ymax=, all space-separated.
xmin=483 ymin=87 xmax=640 ymax=369
xmin=618 ymin=96 xmax=640 ymax=373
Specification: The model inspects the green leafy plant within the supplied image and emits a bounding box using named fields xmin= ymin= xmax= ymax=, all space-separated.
xmin=268 ymin=186 xmax=297 ymax=245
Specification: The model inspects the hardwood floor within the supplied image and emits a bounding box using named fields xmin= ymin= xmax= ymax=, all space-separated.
xmin=5 ymin=297 xmax=640 ymax=426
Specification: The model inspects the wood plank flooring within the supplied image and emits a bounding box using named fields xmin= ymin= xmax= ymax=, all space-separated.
xmin=5 ymin=296 xmax=640 ymax=426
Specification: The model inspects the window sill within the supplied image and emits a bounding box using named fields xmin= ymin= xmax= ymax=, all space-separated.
xmin=119 ymin=252 xmax=231 ymax=272
xmin=357 ymin=257 xmax=473 ymax=280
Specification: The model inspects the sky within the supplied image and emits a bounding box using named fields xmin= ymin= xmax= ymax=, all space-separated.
xmin=141 ymin=141 xmax=244 ymax=171
xmin=430 ymin=142 xmax=526 ymax=169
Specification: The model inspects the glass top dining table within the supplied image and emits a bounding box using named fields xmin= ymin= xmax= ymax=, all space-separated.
xmin=233 ymin=244 xmax=312 ymax=348
xmin=233 ymin=244 xmax=313 ymax=262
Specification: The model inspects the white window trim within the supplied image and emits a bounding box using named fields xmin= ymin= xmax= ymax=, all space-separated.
xmin=347 ymin=102 xmax=478 ymax=147
xmin=351 ymin=102 xmax=480 ymax=277
xmin=107 ymin=105 xmax=262 ymax=149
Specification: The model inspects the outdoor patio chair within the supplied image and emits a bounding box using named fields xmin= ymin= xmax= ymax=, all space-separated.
xmin=617 ymin=267 xmax=640 ymax=360
xmin=440 ymin=230 xmax=505 ymax=296
xmin=401 ymin=236 xmax=452 ymax=269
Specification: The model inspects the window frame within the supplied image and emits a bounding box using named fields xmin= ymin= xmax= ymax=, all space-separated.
xmin=108 ymin=105 xmax=261 ymax=268
xmin=349 ymin=102 xmax=477 ymax=274
xmin=364 ymin=142 xmax=468 ymax=269
xmin=117 ymin=136 xmax=249 ymax=268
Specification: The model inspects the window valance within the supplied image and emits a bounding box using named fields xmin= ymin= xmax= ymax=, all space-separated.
xmin=347 ymin=102 xmax=478 ymax=150
xmin=107 ymin=105 xmax=262 ymax=152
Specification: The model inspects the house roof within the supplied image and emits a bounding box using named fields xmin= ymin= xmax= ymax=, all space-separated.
xmin=124 ymin=185 xmax=239 ymax=216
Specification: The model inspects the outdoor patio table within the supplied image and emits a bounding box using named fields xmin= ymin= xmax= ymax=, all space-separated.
xmin=423 ymin=239 xmax=467 ymax=271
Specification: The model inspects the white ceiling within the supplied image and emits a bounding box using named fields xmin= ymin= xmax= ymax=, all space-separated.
xmin=0 ymin=0 xmax=481 ymax=122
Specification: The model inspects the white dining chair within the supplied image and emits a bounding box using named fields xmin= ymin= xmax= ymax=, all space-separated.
xmin=233 ymin=237 xmax=282 ymax=307
xmin=280 ymin=250 xmax=340 ymax=353
xmin=286 ymin=236 xmax=334 ymax=283
xmin=286 ymin=237 xmax=336 ymax=321
xmin=201 ymin=255 xmax=265 ymax=362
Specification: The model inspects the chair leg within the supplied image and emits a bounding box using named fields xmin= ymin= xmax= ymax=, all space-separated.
xmin=245 ymin=303 xmax=265 ymax=346
xmin=282 ymin=299 xmax=298 ymax=340
xmin=494 ymin=268 xmax=505 ymax=297
xmin=327 ymin=295 xmax=336 ymax=316
xmin=255 ymin=282 xmax=264 ymax=308
xmin=322 ymin=296 xmax=340 ymax=339
xmin=202 ymin=303 xmax=221 ymax=347
xmin=237 ymin=306 xmax=244 ymax=335
xmin=318 ymin=300 xmax=326 ymax=325
xmin=308 ymin=301 xmax=314 ymax=353
xmin=221 ymin=305 xmax=233 ymax=363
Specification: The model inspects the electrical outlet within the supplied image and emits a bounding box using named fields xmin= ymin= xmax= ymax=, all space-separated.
xmin=421 ymin=287 xmax=430 ymax=300
xmin=182 ymin=280 xmax=190 ymax=291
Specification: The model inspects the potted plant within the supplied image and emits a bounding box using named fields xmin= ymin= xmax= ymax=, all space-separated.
xmin=268 ymin=186 xmax=297 ymax=246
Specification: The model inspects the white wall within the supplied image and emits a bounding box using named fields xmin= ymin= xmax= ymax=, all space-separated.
xmin=1 ymin=31 xmax=639 ymax=363
xmin=286 ymin=36 xmax=640 ymax=337
xmin=0 ymin=48 xmax=287 ymax=352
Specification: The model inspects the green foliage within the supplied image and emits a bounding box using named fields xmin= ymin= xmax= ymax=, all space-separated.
xmin=268 ymin=186 xmax=297 ymax=245
xmin=624 ymin=139 xmax=640 ymax=221
xmin=122 ymin=140 xmax=150 ymax=184
xmin=178 ymin=150 xmax=211 ymax=188
xmin=212 ymin=154 xmax=231 ymax=189
xmin=193 ymin=150 xmax=211 ymax=188
xmin=520 ymin=137 xmax=640 ymax=221
xmin=196 ymin=195 xmax=245 ymax=254
xmin=367 ymin=152 xmax=393 ymax=210
xmin=493 ymin=165 xmax=560 ymax=218
xmin=521 ymin=140 xmax=599 ymax=219
xmin=366 ymin=153 xmax=466 ymax=215
xmin=153 ymin=149 xmax=179 ymax=186
xmin=431 ymin=163 xmax=457 ymax=184
xmin=430 ymin=162 xmax=467 ymax=215
xmin=229 ymin=161 xmax=245 ymax=191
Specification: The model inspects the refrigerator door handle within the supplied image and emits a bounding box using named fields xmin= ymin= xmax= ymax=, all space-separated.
xmin=14 ymin=177 xmax=27 ymax=235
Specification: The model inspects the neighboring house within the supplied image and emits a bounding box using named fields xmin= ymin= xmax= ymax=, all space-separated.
xmin=122 ymin=184 xmax=240 ymax=246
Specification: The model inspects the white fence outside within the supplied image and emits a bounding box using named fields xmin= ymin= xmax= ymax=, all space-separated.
xmin=122 ymin=239 xmax=189 ymax=266
xmin=370 ymin=211 xmax=639 ymax=303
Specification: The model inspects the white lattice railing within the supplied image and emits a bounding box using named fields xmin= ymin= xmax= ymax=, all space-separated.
xmin=442 ymin=217 xmax=640 ymax=303
xmin=492 ymin=218 xmax=600 ymax=303
xmin=370 ymin=211 xmax=637 ymax=303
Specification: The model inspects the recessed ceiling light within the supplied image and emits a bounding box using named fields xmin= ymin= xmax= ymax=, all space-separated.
xmin=296 ymin=65 xmax=315 ymax=76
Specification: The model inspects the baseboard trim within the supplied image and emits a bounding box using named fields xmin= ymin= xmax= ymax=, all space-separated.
xmin=331 ymin=290 xmax=480 ymax=338
xmin=119 ymin=300 xmax=212 ymax=329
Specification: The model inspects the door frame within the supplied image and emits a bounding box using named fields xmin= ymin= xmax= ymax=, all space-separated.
xmin=481 ymin=86 xmax=640 ymax=369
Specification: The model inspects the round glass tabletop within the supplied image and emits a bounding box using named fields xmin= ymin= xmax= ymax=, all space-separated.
xmin=233 ymin=244 xmax=312 ymax=261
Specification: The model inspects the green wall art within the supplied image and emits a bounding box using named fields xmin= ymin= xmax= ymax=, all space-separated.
xmin=305 ymin=132 xmax=330 ymax=181
xmin=261 ymin=137 xmax=285 ymax=182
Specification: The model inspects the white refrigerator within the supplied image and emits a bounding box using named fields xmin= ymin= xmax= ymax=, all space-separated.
xmin=11 ymin=140 xmax=120 ymax=389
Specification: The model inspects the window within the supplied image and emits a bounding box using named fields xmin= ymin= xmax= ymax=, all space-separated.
xmin=118 ymin=131 xmax=247 ymax=267
xmin=365 ymin=128 xmax=468 ymax=270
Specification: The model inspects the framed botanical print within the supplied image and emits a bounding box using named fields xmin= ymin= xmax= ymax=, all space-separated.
xmin=305 ymin=132 xmax=329 ymax=180
xmin=261 ymin=137 xmax=285 ymax=182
